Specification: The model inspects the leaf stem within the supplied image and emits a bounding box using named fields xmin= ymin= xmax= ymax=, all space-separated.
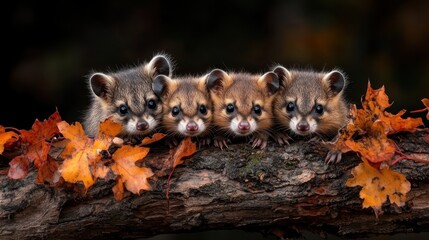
xmin=4 ymin=127 xmax=21 ymax=134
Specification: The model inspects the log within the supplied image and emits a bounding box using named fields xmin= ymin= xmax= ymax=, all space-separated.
xmin=1 ymin=131 xmax=429 ymax=240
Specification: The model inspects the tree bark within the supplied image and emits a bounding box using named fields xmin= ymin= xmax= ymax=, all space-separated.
xmin=1 ymin=131 xmax=429 ymax=240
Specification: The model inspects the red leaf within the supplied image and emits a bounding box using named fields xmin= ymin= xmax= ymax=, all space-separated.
xmin=20 ymin=111 xmax=62 ymax=168
xmin=36 ymin=156 xmax=60 ymax=186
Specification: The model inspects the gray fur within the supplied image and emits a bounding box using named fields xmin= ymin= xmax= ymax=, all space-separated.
xmin=83 ymin=54 xmax=173 ymax=137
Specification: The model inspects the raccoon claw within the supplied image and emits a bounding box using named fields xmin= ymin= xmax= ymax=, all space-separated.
xmin=276 ymin=133 xmax=292 ymax=146
xmin=197 ymin=137 xmax=211 ymax=148
xmin=214 ymin=138 xmax=229 ymax=150
xmin=250 ymin=137 xmax=268 ymax=149
xmin=325 ymin=150 xmax=342 ymax=164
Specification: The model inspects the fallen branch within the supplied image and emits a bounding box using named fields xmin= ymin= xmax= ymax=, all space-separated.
xmin=1 ymin=132 xmax=429 ymax=240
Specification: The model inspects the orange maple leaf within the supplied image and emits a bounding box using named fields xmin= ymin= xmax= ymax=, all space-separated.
xmin=111 ymin=145 xmax=153 ymax=194
xmin=0 ymin=126 xmax=19 ymax=154
xmin=344 ymin=121 xmax=396 ymax=164
xmin=328 ymin=82 xmax=423 ymax=166
xmin=166 ymin=137 xmax=197 ymax=201
xmin=361 ymin=82 xmax=423 ymax=134
xmin=327 ymin=82 xmax=426 ymax=214
xmin=7 ymin=111 xmax=62 ymax=179
xmin=19 ymin=111 xmax=62 ymax=168
xmin=171 ymin=136 xmax=197 ymax=168
xmin=21 ymin=111 xmax=61 ymax=156
xmin=346 ymin=159 xmax=411 ymax=215
xmin=58 ymin=121 xmax=95 ymax=188
xmin=58 ymin=118 xmax=122 ymax=189
xmin=141 ymin=133 xmax=166 ymax=145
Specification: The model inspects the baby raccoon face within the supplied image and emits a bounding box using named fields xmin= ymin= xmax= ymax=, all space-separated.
xmin=273 ymin=66 xmax=346 ymax=137
xmin=207 ymin=70 xmax=279 ymax=136
xmin=109 ymin=91 xmax=162 ymax=136
xmin=279 ymin=97 xmax=326 ymax=136
xmin=87 ymin=53 xmax=172 ymax=137
xmin=96 ymin=73 xmax=162 ymax=136
xmin=153 ymin=75 xmax=212 ymax=137
xmin=164 ymin=96 xmax=211 ymax=137
xmin=219 ymin=97 xmax=266 ymax=136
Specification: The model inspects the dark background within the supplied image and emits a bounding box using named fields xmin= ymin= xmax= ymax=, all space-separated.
xmin=2 ymin=0 xmax=429 ymax=129
xmin=2 ymin=0 xmax=429 ymax=239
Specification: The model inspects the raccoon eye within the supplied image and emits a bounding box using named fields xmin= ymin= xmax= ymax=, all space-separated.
xmin=199 ymin=105 xmax=207 ymax=115
xmin=172 ymin=106 xmax=180 ymax=116
xmin=253 ymin=104 xmax=262 ymax=115
xmin=286 ymin=102 xmax=295 ymax=112
xmin=315 ymin=104 xmax=324 ymax=114
xmin=226 ymin=103 xmax=235 ymax=114
xmin=119 ymin=104 xmax=128 ymax=115
xmin=147 ymin=99 xmax=157 ymax=109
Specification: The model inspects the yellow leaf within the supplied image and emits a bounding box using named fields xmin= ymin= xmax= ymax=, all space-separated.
xmin=58 ymin=118 xmax=121 ymax=189
xmin=0 ymin=126 xmax=18 ymax=154
xmin=111 ymin=145 xmax=153 ymax=194
xmin=58 ymin=121 xmax=95 ymax=189
xmin=346 ymin=159 xmax=411 ymax=212
xmin=99 ymin=116 xmax=123 ymax=137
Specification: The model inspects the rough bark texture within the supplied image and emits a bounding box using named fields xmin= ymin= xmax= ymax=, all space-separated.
xmin=1 ymin=131 xmax=429 ymax=240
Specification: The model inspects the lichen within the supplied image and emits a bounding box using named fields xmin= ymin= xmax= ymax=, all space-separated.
xmin=239 ymin=151 xmax=264 ymax=178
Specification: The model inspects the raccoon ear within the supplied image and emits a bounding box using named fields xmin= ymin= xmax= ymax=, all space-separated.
xmin=323 ymin=70 xmax=345 ymax=97
xmin=257 ymin=71 xmax=279 ymax=96
xmin=206 ymin=69 xmax=229 ymax=95
xmin=152 ymin=74 xmax=173 ymax=99
xmin=273 ymin=65 xmax=292 ymax=89
xmin=146 ymin=54 xmax=173 ymax=77
xmin=89 ymin=73 xmax=115 ymax=99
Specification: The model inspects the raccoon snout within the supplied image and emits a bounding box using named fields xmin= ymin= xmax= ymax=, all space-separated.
xmin=186 ymin=121 xmax=199 ymax=132
xmin=297 ymin=120 xmax=310 ymax=132
xmin=136 ymin=120 xmax=149 ymax=131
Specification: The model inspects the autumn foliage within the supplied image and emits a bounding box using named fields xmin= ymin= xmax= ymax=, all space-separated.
xmin=0 ymin=113 xmax=197 ymax=200
xmin=327 ymin=82 xmax=427 ymax=215
xmin=0 ymin=81 xmax=428 ymax=218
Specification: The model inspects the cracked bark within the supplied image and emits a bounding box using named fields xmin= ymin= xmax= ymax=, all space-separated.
xmin=1 ymin=131 xmax=429 ymax=240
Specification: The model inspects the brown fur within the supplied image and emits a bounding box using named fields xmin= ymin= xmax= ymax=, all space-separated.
xmin=273 ymin=67 xmax=348 ymax=137
xmin=159 ymin=75 xmax=213 ymax=137
xmin=209 ymin=71 xmax=278 ymax=141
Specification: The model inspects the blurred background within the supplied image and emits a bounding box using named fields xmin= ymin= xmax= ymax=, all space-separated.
xmin=3 ymin=0 xmax=429 ymax=129
xmin=2 ymin=0 xmax=429 ymax=239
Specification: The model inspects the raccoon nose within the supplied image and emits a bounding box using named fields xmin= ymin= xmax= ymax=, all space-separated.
xmin=186 ymin=121 xmax=199 ymax=132
xmin=297 ymin=121 xmax=310 ymax=132
xmin=238 ymin=121 xmax=250 ymax=131
xmin=136 ymin=120 xmax=149 ymax=131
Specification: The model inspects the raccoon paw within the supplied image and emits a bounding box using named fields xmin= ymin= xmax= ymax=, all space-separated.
xmin=325 ymin=150 xmax=342 ymax=164
xmin=213 ymin=136 xmax=229 ymax=150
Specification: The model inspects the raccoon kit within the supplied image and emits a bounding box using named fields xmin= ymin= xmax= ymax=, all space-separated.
xmin=207 ymin=69 xmax=279 ymax=149
xmin=272 ymin=66 xmax=348 ymax=147
xmin=152 ymin=74 xmax=213 ymax=145
xmin=83 ymin=54 xmax=173 ymax=141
